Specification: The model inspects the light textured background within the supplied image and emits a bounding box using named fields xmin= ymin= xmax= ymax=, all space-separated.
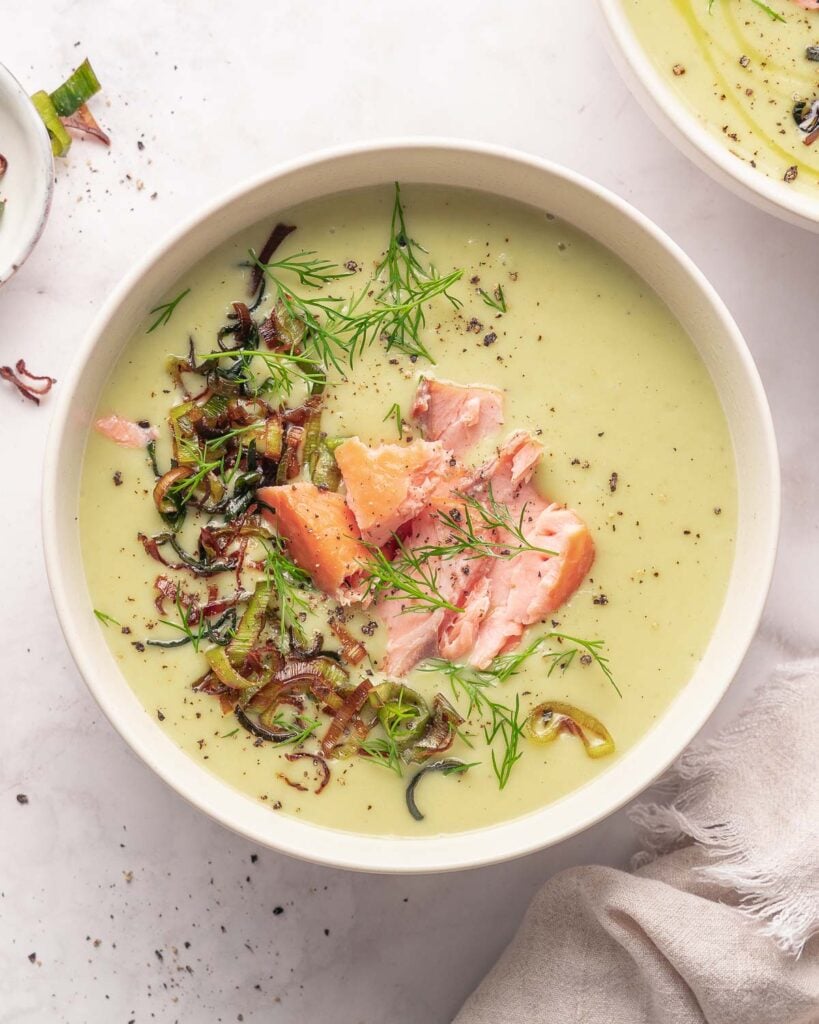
xmin=2 ymin=3 xmax=816 ymax=1022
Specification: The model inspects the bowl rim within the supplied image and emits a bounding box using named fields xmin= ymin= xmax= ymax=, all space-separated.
xmin=596 ymin=0 xmax=819 ymax=230
xmin=0 ymin=62 xmax=54 ymax=285
xmin=42 ymin=137 xmax=780 ymax=873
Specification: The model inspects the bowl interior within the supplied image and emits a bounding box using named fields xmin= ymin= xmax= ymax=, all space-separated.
xmin=43 ymin=141 xmax=779 ymax=872
xmin=0 ymin=64 xmax=53 ymax=284
xmin=597 ymin=0 xmax=819 ymax=231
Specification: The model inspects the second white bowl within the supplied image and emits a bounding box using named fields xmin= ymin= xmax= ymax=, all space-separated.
xmin=598 ymin=0 xmax=819 ymax=232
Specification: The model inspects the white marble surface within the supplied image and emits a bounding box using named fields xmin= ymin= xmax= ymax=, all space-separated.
xmin=1 ymin=2 xmax=817 ymax=1021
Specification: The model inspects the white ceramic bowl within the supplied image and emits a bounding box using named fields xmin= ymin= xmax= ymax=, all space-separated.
xmin=598 ymin=0 xmax=819 ymax=231
xmin=43 ymin=140 xmax=779 ymax=873
xmin=0 ymin=63 xmax=53 ymax=284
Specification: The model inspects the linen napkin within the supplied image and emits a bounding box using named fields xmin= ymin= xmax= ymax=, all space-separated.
xmin=455 ymin=660 xmax=819 ymax=1024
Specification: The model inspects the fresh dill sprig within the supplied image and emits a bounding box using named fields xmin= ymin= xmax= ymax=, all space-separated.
xmin=440 ymin=760 xmax=480 ymax=775
xmin=169 ymin=426 xmax=263 ymax=507
xmin=360 ymin=485 xmax=557 ymax=612
xmin=202 ymin=424 xmax=260 ymax=450
xmin=254 ymin=246 xmax=462 ymax=370
xmin=550 ymin=632 xmax=620 ymax=696
xmin=383 ymin=402 xmax=403 ymax=438
xmin=479 ymin=284 xmax=507 ymax=313
xmin=198 ymin=348 xmax=326 ymax=396
xmin=146 ymin=288 xmax=191 ymax=334
xmin=423 ymin=659 xmax=526 ymax=789
xmin=263 ymin=537 xmax=314 ymax=643
xmin=345 ymin=273 xmax=463 ymax=362
xmin=257 ymin=250 xmax=354 ymax=289
xmin=424 ymin=489 xmax=558 ymax=563
xmin=457 ymin=488 xmax=557 ymax=555
xmin=376 ymin=182 xmax=429 ymax=296
xmin=249 ymin=266 xmax=353 ymax=372
xmin=707 ymin=0 xmax=785 ymax=21
xmin=475 ymin=634 xmax=554 ymax=685
xmin=471 ymin=631 xmax=619 ymax=695
xmin=94 ymin=609 xmax=121 ymax=628
xmin=221 ymin=727 xmax=240 ymax=739
xmin=543 ymin=648 xmax=579 ymax=676
xmin=749 ymin=0 xmax=785 ymax=19
xmin=374 ymin=183 xmax=463 ymax=360
xmin=263 ymin=712 xmax=322 ymax=747
xmin=361 ymin=692 xmax=422 ymax=775
xmin=361 ymin=535 xmax=464 ymax=614
xmin=360 ymin=734 xmax=404 ymax=775
xmin=157 ymin=593 xmax=208 ymax=653
xmin=168 ymin=453 xmax=224 ymax=504
xmin=485 ymin=692 xmax=525 ymax=789
xmin=420 ymin=630 xmax=619 ymax=787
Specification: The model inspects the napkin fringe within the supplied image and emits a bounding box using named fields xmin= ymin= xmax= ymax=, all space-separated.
xmin=630 ymin=662 xmax=819 ymax=957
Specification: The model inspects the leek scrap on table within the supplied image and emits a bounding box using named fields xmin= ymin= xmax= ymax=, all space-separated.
xmin=31 ymin=58 xmax=106 ymax=157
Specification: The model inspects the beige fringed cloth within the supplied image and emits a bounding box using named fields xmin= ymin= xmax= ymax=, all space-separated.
xmin=456 ymin=661 xmax=819 ymax=1024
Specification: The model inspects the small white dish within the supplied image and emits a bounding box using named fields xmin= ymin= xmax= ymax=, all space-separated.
xmin=43 ymin=140 xmax=779 ymax=873
xmin=0 ymin=63 xmax=54 ymax=285
xmin=598 ymin=0 xmax=819 ymax=232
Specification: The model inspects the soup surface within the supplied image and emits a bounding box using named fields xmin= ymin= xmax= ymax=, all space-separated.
xmin=80 ymin=185 xmax=736 ymax=836
xmin=625 ymin=0 xmax=819 ymax=193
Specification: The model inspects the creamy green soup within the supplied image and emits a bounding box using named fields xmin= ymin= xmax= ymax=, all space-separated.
xmin=79 ymin=185 xmax=736 ymax=836
xmin=625 ymin=0 xmax=819 ymax=191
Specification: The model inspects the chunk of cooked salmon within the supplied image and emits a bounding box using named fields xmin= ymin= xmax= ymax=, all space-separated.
xmin=378 ymin=508 xmax=493 ymax=675
xmin=472 ymin=429 xmax=543 ymax=501
xmin=462 ymin=433 xmax=595 ymax=667
xmin=335 ymin=437 xmax=450 ymax=546
xmin=378 ymin=431 xmax=595 ymax=673
xmin=95 ymin=414 xmax=159 ymax=448
xmin=412 ymin=377 xmax=504 ymax=456
xmin=467 ymin=504 xmax=595 ymax=667
xmin=378 ymin=599 xmax=443 ymax=677
xmin=257 ymin=482 xmax=370 ymax=602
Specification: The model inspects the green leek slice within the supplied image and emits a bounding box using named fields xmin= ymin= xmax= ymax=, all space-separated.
xmin=31 ymin=91 xmax=71 ymax=156
xmin=49 ymin=58 xmax=101 ymax=117
xmin=225 ymin=580 xmax=271 ymax=666
xmin=205 ymin=646 xmax=258 ymax=690
xmin=525 ymin=701 xmax=615 ymax=759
